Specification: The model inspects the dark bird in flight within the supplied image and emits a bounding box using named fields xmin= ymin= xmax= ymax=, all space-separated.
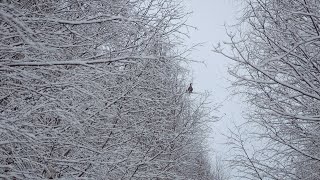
xmin=187 ymin=83 xmax=193 ymax=93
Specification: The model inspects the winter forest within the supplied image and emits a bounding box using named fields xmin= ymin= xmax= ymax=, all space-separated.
xmin=1 ymin=0 xmax=320 ymax=179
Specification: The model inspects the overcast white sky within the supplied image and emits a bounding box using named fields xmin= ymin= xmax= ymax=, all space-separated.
xmin=184 ymin=0 xmax=244 ymax=161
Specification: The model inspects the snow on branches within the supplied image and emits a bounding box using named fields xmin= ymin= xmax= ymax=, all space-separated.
xmin=215 ymin=0 xmax=320 ymax=179
xmin=0 ymin=0 xmax=216 ymax=179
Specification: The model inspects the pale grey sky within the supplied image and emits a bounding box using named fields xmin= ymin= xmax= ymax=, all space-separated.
xmin=185 ymin=0 xmax=244 ymax=161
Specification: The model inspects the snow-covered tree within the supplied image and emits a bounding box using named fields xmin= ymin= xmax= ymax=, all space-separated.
xmin=215 ymin=0 xmax=320 ymax=179
xmin=1 ymin=0 xmax=216 ymax=179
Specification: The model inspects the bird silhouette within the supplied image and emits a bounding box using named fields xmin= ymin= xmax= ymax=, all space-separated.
xmin=187 ymin=83 xmax=193 ymax=93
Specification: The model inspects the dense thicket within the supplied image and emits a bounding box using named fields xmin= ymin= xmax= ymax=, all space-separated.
xmin=215 ymin=0 xmax=320 ymax=179
xmin=0 ymin=0 xmax=217 ymax=179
